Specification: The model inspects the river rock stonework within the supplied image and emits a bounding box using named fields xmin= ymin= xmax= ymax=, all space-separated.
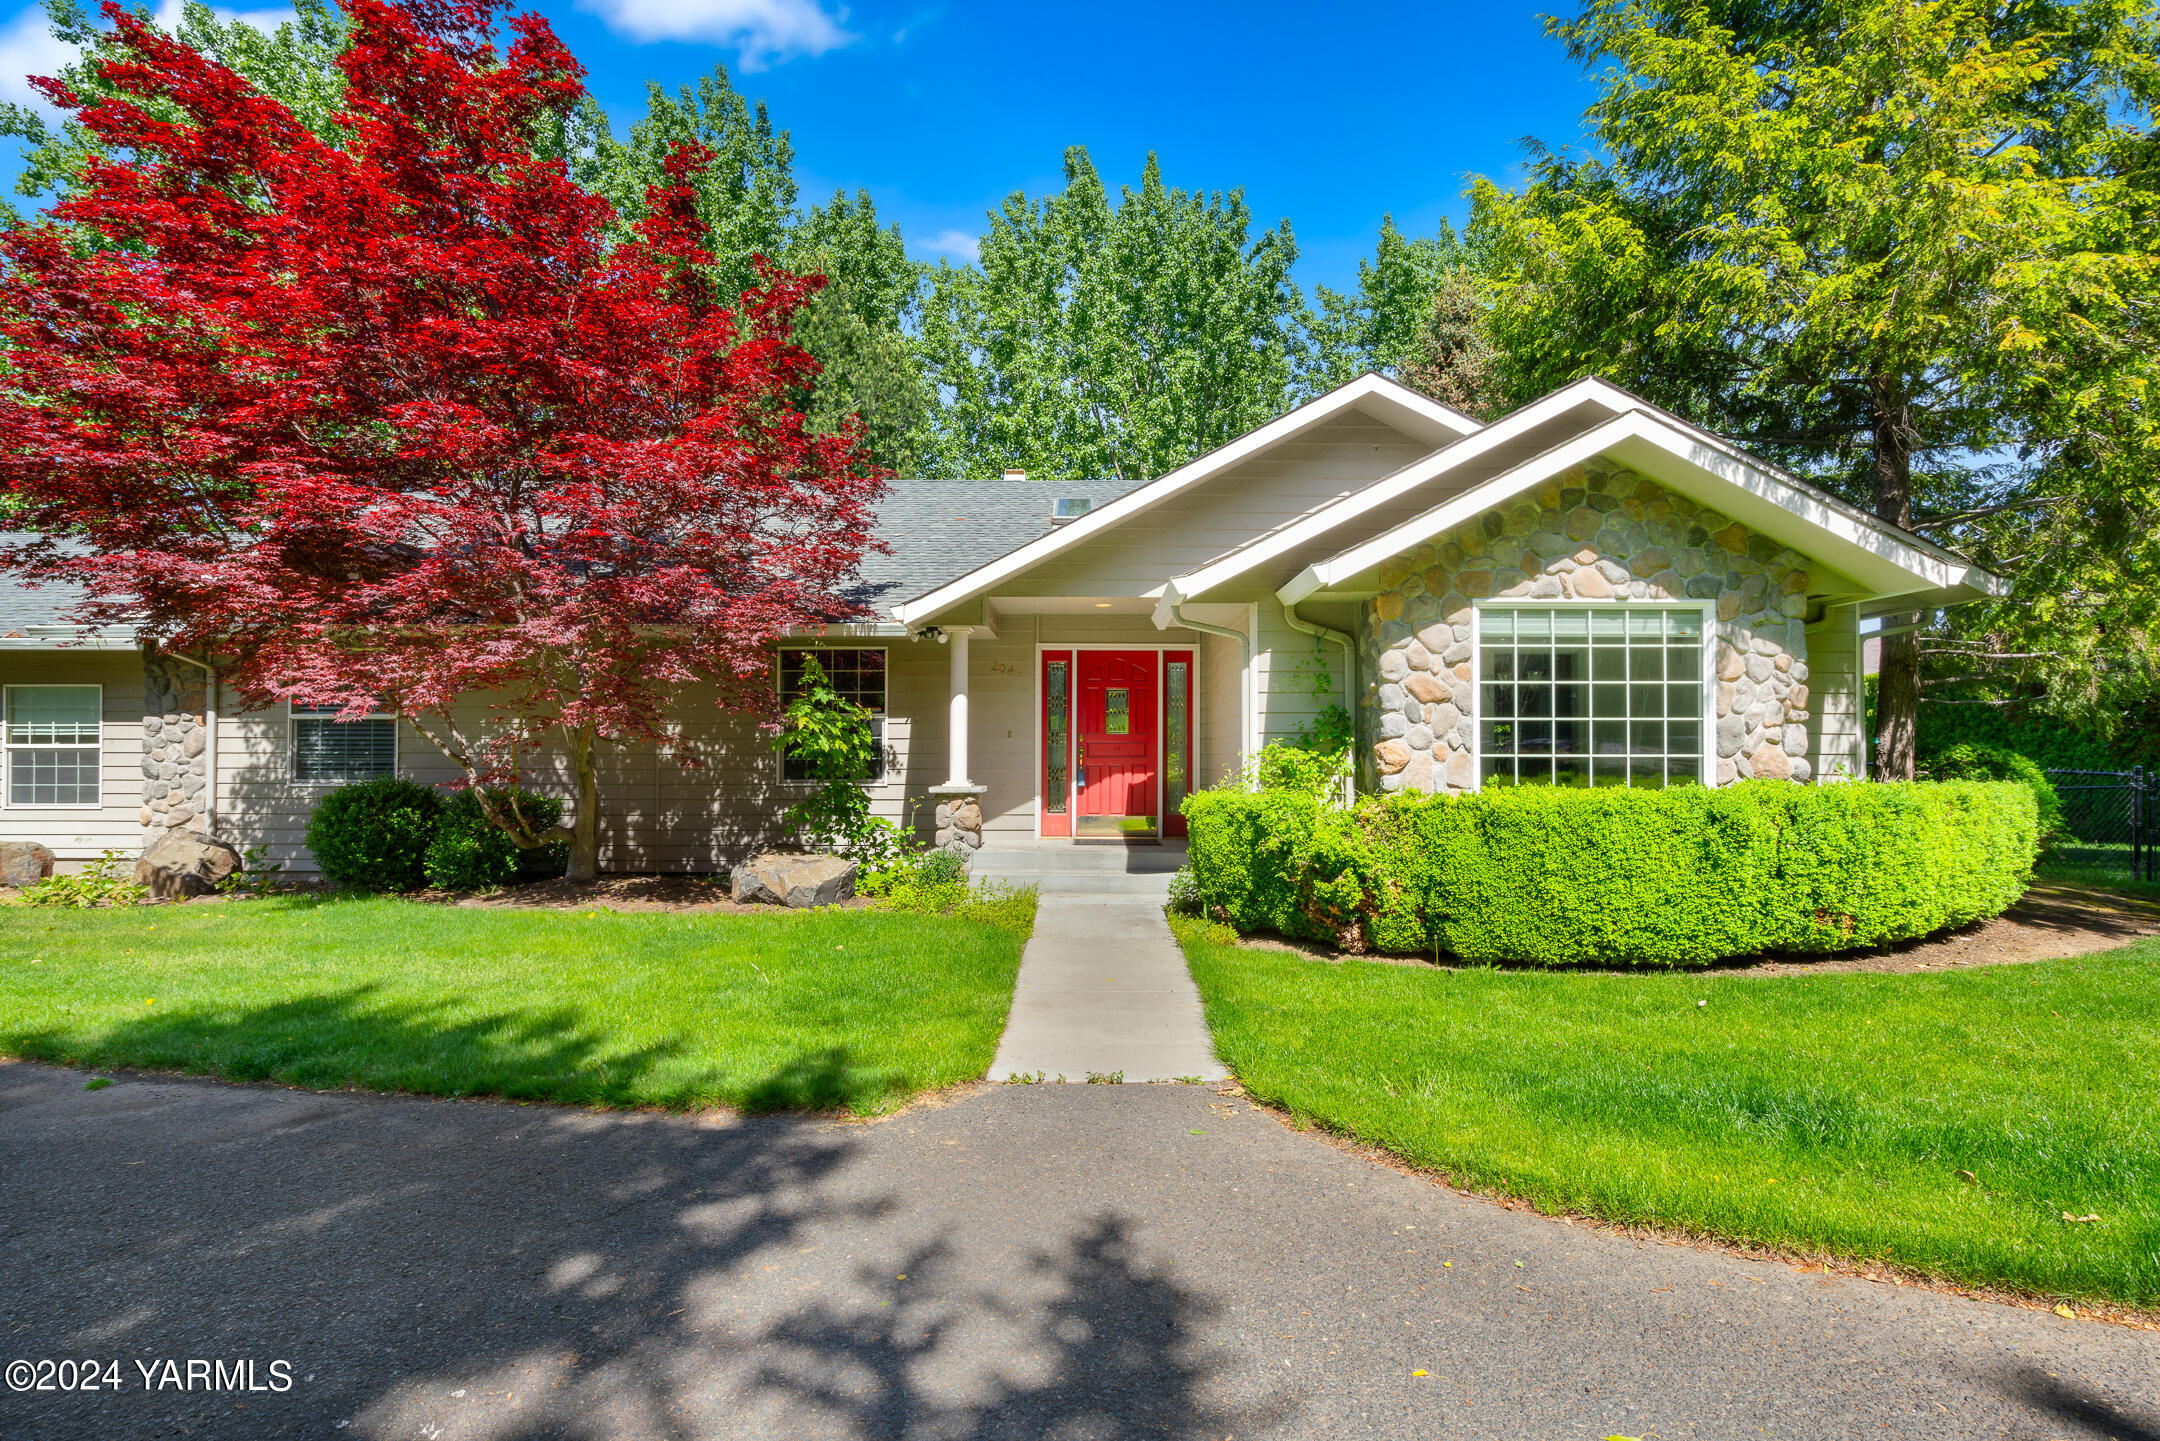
xmin=141 ymin=651 xmax=211 ymax=844
xmin=1360 ymin=460 xmax=1814 ymax=794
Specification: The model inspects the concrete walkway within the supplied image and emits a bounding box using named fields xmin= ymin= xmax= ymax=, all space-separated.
xmin=989 ymin=894 xmax=1226 ymax=1082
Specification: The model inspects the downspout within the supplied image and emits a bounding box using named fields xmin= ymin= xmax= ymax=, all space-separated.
xmin=166 ymin=652 xmax=218 ymax=838
xmin=1167 ymin=600 xmax=1253 ymax=781
xmin=1278 ymin=599 xmax=1357 ymax=804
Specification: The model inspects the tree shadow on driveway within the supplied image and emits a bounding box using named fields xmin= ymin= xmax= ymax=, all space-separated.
xmin=0 ymin=1025 xmax=1282 ymax=1441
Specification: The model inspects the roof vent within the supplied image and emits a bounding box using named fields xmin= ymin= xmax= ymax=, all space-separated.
xmin=1049 ymin=497 xmax=1093 ymax=525
xmin=1002 ymin=468 xmax=1027 ymax=482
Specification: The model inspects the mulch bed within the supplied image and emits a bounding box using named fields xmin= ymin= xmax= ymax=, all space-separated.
xmin=437 ymin=874 xmax=877 ymax=914
xmin=1227 ymin=880 xmax=2160 ymax=975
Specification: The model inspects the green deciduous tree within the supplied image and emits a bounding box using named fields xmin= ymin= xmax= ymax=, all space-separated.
xmin=1398 ymin=270 xmax=1506 ymax=421
xmin=1469 ymin=0 xmax=2160 ymax=775
xmin=1306 ymin=215 xmax=1468 ymax=389
xmin=916 ymin=148 xmax=1304 ymax=482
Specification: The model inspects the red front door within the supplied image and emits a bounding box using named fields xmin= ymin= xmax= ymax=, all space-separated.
xmin=1076 ymin=650 xmax=1158 ymax=838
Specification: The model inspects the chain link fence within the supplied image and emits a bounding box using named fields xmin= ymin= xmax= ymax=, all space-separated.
xmin=2044 ymin=767 xmax=2153 ymax=882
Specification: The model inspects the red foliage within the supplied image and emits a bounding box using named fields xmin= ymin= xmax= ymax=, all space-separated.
xmin=0 ymin=0 xmax=885 ymax=869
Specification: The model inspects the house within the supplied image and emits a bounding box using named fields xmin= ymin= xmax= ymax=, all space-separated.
xmin=0 ymin=374 xmax=2002 ymax=875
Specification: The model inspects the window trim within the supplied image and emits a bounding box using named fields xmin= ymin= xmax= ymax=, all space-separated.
xmin=1467 ymin=599 xmax=1717 ymax=791
xmin=3 ymin=683 xmax=104 ymax=810
xmin=288 ymin=702 xmax=399 ymax=787
xmin=775 ymin=645 xmax=894 ymax=790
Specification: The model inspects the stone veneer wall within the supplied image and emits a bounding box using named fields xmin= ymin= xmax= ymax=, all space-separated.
xmin=1360 ymin=459 xmax=1817 ymax=794
xmin=141 ymin=651 xmax=210 ymax=843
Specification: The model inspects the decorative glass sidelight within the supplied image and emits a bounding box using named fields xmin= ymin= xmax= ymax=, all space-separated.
xmin=1045 ymin=659 xmax=1070 ymax=814
xmin=1164 ymin=661 xmax=1190 ymax=813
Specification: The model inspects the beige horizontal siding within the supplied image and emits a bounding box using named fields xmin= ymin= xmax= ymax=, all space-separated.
xmin=1806 ymin=602 xmax=1866 ymax=781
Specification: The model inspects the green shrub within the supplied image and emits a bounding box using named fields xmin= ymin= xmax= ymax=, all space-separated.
xmin=422 ymin=788 xmax=568 ymax=891
xmin=15 ymin=850 xmax=145 ymax=909
xmin=304 ymin=776 xmax=442 ymax=891
xmin=1921 ymin=742 xmax=2065 ymax=853
xmin=1183 ymin=779 xmax=2039 ymax=967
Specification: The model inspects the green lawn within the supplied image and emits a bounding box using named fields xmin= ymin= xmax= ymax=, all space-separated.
xmin=0 ymin=895 xmax=1032 ymax=1115
xmin=1177 ymin=918 xmax=2160 ymax=1307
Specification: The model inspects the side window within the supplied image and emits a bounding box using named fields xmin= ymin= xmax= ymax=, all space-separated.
xmin=5 ymin=685 xmax=102 ymax=806
xmin=779 ymin=649 xmax=887 ymax=783
xmin=291 ymin=705 xmax=397 ymax=783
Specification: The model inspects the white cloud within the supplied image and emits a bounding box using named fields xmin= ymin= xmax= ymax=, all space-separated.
xmin=578 ymin=0 xmax=854 ymax=69
xmin=0 ymin=1 xmax=295 ymax=116
xmin=914 ymin=228 xmax=979 ymax=263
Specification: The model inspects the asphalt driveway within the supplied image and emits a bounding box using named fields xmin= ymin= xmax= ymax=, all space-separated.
xmin=1 ymin=1061 xmax=2154 ymax=1441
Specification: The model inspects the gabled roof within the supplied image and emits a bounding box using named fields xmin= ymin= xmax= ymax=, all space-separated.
xmin=890 ymin=372 xmax=1480 ymax=627
xmin=1155 ymin=376 xmax=1633 ymax=620
xmin=1276 ymin=401 xmax=2004 ymax=612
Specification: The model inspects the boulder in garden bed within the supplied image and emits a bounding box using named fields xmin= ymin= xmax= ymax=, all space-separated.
xmin=0 ymin=841 xmax=55 ymax=889
xmin=134 ymin=831 xmax=243 ymax=900
xmin=730 ymin=852 xmax=857 ymax=909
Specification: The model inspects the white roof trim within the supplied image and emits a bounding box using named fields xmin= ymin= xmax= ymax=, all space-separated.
xmin=1278 ymin=410 xmax=2003 ymax=606
xmin=891 ymin=372 xmax=1478 ymax=627
xmin=1160 ymin=375 xmax=1639 ymax=614
xmin=0 ymin=626 xmax=136 ymax=650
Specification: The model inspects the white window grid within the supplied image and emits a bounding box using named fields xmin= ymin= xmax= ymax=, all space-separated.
xmin=1468 ymin=600 xmax=1717 ymax=790
xmin=4 ymin=684 xmax=103 ymax=809
xmin=777 ymin=647 xmax=890 ymax=785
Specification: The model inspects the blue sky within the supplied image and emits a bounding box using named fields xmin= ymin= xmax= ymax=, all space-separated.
xmin=0 ymin=0 xmax=1605 ymax=293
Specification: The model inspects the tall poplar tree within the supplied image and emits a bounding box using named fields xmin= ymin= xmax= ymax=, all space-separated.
xmin=916 ymin=149 xmax=1304 ymax=482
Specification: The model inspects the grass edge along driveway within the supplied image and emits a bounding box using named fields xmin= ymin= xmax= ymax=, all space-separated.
xmin=1175 ymin=916 xmax=2160 ymax=1309
xmin=0 ymin=895 xmax=1031 ymax=1116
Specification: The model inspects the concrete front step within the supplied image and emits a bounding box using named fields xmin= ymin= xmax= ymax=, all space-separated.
xmin=969 ymin=842 xmax=1189 ymax=874
xmin=968 ymin=869 xmax=1175 ymax=899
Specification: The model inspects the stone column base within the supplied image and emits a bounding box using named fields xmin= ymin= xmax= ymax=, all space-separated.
xmin=928 ymin=783 xmax=988 ymax=862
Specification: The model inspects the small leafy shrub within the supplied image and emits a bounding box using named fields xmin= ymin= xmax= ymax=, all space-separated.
xmin=305 ymin=776 xmax=442 ymax=891
xmin=218 ymin=844 xmax=288 ymax=897
xmin=1921 ymin=742 xmax=2065 ymax=853
xmin=16 ymin=850 xmax=145 ymax=908
xmin=1166 ymin=864 xmax=1202 ymax=916
xmin=1183 ymin=779 xmax=2039 ymax=966
xmin=423 ymin=788 xmax=568 ymax=891
xmin=849 ymin=816 xmax=927 ymax=896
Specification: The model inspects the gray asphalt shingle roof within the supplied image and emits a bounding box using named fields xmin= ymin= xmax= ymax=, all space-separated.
xmin=0 ymin=478 xmax=1152 ymax=633
xmin=845 ymin=475 xmax=1151 ymax=613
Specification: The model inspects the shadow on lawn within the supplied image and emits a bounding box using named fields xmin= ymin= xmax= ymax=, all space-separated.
xmin=0 ymin=1062 xmax=1271 ymax=1441
xmin=4 ymin=985 xmax=888 ymax=1113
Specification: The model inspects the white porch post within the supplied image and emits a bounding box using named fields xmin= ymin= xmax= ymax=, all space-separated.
xmin=946 ymin=625 xmax=973 ymax=786
xmin=931 ymin=626 xmax=987 ymax=859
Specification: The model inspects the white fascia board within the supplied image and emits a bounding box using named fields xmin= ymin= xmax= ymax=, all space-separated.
xmin=890 ymin=373 xmax=1474 ymax=628
xmin=1283 ymin=411 xmax=1994 ymax=603
xmin=0 ymin=627 xmax=137 ymax=650
xmin=1171 ymin=375 xmax=1640 ymax=606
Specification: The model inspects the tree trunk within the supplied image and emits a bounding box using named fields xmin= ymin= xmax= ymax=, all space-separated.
xmin=1868 ymin=376 xmax=1919 ymax=780
xmin=565 ymin=723 xmax=602 ymax=883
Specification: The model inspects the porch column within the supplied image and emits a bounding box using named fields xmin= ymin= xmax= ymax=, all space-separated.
xmin=946 ymin=626 xmax=973 ymax=786
xmin=930 ymin=626 xmax=987 ymax=861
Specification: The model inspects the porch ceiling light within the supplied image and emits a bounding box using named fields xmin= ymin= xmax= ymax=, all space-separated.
xmin=1093 ymin=602 xmax=1111 ymax=608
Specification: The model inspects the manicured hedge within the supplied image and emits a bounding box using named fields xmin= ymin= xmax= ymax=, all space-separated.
xmin=1183 ymin=780 xmax=2038 ymax=967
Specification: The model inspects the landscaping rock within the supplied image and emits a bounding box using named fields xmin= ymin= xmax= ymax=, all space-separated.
xmin=731 ymin=852 xmax=857 ymax=909
xmin=0 ymin=841 xmax=56 ymax=889
xmin=133 ymin=831 xmax=242 ymax=900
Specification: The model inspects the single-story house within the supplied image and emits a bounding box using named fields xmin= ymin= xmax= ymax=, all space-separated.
xmin=0 ymin=373 xmax=2002 ymax=875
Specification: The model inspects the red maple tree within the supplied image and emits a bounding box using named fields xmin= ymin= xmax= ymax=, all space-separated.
xmin=0 ymin=0 xmax=885 ymax=880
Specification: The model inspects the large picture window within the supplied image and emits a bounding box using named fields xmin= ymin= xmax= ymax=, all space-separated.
xmin=780 ymin=648 xmax=887 ymax=783
xmin=1478 ymin=606 xmax=1706 ymax=788
xmin=5 ymin=685 xmax=102 ymax=807
xmin=292 ymin=705 xmax=397 ymax=783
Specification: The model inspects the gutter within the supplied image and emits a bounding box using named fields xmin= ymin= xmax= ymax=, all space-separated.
xmin=164 ymin=651 xmax=219 ymax=839
xmin=1276 ymin=598 xmax=1358 ymax=804
xmin=1165 ymin=598 xmax=1255 ymax=774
